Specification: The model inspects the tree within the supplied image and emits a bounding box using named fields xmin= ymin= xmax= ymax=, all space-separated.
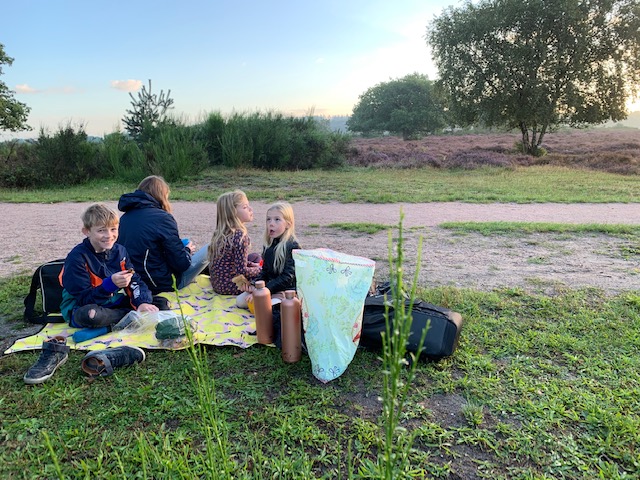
xmin=347 ymin=73 xmax=445 ymax=140
xmin=427 ymin=0 xmax=640 ymax=155
xmin=122 ymin=79 xmax=174 ymax=141
xmin=0 ymin=43 xmax=31 ymax=132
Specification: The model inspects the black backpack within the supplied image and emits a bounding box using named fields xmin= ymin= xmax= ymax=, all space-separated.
xmin=359 ymin=294 xmax=463 ymax=361
xmin=23 ymin=259 xmax=66 ymax=324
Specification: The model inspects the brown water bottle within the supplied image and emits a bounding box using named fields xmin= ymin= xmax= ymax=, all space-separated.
xmin=281 ymin=290 xmax=302 ymax=363
xmin=253 ymin=280 xmax=274 ymax=344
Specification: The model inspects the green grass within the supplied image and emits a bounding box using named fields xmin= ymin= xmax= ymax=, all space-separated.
xmin=2 ymin=287 xmax=639 ymax=478
xmin=440 ymin=221 xmax=640 ymax=236
xmin=327 ymin=222 xmax=393 ymax=234
xmin=2 ymin=165 xmax=639 ymax=478
xmin=0 ymin=165 xmax=639 ymax=203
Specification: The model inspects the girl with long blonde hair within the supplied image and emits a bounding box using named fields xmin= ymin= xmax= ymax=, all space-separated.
xmin=208 ymin=190 xmax=262 ymax=295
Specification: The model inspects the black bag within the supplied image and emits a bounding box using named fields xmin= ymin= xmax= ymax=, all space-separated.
xmin=359 ymin=294 xmax=463 ymax=361
xmin=23 ymin=259 xmax=66 ymax=324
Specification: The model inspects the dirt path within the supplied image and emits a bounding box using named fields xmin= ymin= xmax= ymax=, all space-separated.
xmin=1 ymin=201 xmax=638 ymax=354
xmin=2 ymin=201 xmax=639 ymax=295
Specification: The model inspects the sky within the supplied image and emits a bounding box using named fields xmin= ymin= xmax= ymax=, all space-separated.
xmin=1 ymin=0 xmax=457 ymax=139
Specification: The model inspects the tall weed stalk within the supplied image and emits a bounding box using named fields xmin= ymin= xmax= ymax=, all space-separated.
xmin=135 ymin=279 xmax=235 ymax=477
xmin=366 ymin=212 xmax=428 ymax=478
xmin=176 ymin=281 xmax=234 ymax=477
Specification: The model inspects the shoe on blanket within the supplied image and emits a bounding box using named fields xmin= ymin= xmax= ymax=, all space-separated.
xmin=81 ymin=346 xmax=145 ymax=377
xmin=23 ymin=336 xmax=70 ymax=385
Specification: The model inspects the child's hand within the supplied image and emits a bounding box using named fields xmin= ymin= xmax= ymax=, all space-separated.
xmin=111 ymin=270 xmax=133 ymax=288
xmin=247 ymin=261 xmax=262 ymax=268
xmin=186 ymin=241 xmax=196 ymax=254
xmin=138 ymin=303 xmax=159 ymax=313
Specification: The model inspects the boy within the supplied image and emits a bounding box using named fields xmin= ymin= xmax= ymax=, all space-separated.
xmin=23 ymin=203 xmax=158 ymax=384
xmin=60 ymin=203 xmax=159 ymax=327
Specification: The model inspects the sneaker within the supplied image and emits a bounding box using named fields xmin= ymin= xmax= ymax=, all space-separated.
xmin=81 ymin=346 xmax=146 ymax=377
xmin=23 ymin=336 xmax=70 ymax=385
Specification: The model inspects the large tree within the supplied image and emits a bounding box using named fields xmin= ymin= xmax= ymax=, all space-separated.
xmin=0 ymin=43 xmax=31 ymax=132
xmin=427 ymin=0 xmax=640 ymax=154
xmin=347 ymin=73 xmax=445 ymax=140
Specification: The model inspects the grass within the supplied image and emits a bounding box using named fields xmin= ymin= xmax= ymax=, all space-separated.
xmin=0 ymin=165 xmax=639 ymax=203
xmin=327 ymin=223 xmax=393 ymax=234
xmin=440 ymin=221 xmax=640 ymax=236
xmin=1 ymin=157 xmax=639 ymax=477
xmin=1 ymin=286 xmax=639 ymax=478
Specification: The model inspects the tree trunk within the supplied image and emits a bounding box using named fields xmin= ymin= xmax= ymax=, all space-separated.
xmin=519 ymin=123 xmax=530 ymax=154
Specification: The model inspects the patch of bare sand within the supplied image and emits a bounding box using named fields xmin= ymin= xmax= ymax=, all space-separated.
xmin=1 ymin=201 xmax=638 ymax=295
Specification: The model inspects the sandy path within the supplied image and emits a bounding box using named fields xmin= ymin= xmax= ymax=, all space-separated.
xmin=2 ymin=201 xmax=639 ymax=295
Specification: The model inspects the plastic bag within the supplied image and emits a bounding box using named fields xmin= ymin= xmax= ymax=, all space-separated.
xmin=293 ymin=248 xmax=375 ymax=383
xmin=112 ymin=310 xmax=193 ymax=337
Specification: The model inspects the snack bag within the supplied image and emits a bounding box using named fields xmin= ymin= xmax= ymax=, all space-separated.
xmin=293 ymin=248 xmax=375 ymax=383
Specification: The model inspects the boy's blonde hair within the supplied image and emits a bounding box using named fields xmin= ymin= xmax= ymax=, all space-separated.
xmin=208 ymin=190 xmax=250 ymax=261
xmin=82 ymin=203 xmax=119 ymax=229
xmin=138 ymin=175 xmax=172 ymax=213
xmin=264 ymin=201 xmax=297 ymax=273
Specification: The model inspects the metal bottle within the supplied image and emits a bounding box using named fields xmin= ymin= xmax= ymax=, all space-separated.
xmin=253 ymin=280 xmax=274 ymax=344
xmin=281 ymin=290 xmax=302 ymax=363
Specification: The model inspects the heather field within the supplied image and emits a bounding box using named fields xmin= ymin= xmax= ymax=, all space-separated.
xmin=346 ymin=128 xmax=640 ymax=174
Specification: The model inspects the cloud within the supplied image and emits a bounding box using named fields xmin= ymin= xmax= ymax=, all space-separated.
xmin=14 ymin=84 xmax=82 ymax=95
xmin=15 ymin=84 xmax=40 ymax=94
xmin=110 ymin=79 xmax=143 ymax=92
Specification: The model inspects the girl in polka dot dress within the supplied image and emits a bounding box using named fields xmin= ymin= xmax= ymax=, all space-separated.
xmin=207 ymin=190 xmax=262 ymax=295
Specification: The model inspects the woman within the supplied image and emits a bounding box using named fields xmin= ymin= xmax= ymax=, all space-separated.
xmin=118 ymin=175 xmax=208 ymax=294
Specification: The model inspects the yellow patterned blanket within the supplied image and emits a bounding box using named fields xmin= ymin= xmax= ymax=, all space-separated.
xmin=4 ymin=275 xmax=258 ymax=355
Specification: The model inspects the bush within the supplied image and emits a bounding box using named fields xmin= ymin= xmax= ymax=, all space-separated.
xmin=193 ymin=111 xmax=225 ymax=165
xmin=1 ymin=125 xmax=103 ymax=187
xmin=216 ymin=111 xmax=349 ymax=170
xmin=143 ymin=123 xmax=208 ymax=181
xmin=35 ymin=125 xmax=101 ymax=185
xmin=0 ymin=140 xmax=43 ymax=187
xmin=100 ymin=132 xmax=147 ymax=182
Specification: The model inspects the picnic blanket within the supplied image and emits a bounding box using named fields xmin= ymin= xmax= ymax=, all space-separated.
xmin=4 ymin=275 xmax=258 ymax=355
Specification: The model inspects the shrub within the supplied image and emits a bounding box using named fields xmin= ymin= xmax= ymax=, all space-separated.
xmin=143 ymin=123 xmax=208 ymax=181
xmin=100 ymin=132 xmax=147 ymax=182
xmin=216 ymin=111 xmax=348 ymax=170
xmin=0 ymin=140 xmax=43 ymax=187
xmin=35 ymin=125 xmax=101 ymax=186
xmin=193 ymin=111 xmax=225 ymax=165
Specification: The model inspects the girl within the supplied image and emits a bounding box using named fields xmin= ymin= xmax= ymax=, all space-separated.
xmin=118 ymin=175 xmax=209 ymax=294
xmin=208 ymin=190 xmax=262 ymax=295
xmin=238 ymin=201 xmax=300 ymax=308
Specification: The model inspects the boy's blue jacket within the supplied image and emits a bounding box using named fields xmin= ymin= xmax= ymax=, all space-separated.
xmin=117 ymin=190 xmax=192 ymax=293
xmin=60 ymin=238 xmax=153 ymax=323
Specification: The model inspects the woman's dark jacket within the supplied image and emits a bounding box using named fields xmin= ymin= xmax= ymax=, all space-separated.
xmin=118 ymin=191 xmax=192 ymax=294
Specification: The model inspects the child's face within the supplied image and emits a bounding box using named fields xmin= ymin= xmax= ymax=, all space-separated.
xmin=236 ymin=198 xmax=254 ymax=223
xmin=266 ymin=209 xmax=289 ymax=239
xmin=82 ymin=223 xmax=119 ymax=253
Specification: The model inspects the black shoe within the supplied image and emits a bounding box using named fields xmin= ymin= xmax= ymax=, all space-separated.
xmin=152 ymin=296 xmax=172 ymax=311
xmin=81 ymin=346 xmax=146 ymax=377
xmin=23 ymin=336 xmax=70 ymax=385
